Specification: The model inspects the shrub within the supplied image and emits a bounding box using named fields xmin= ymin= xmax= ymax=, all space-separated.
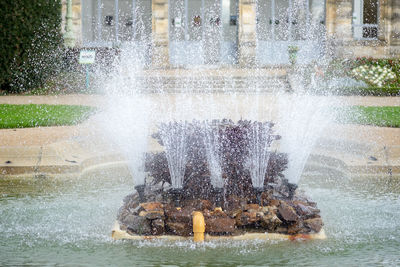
xmin=0 ymin=1 xmax=62 ymax=93
xmin=351 ymin=57 xmax=400 ymax=88
xmin=351 ymin=64 xmax=396 ymax=88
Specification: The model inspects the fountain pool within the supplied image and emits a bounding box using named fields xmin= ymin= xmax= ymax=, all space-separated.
xmin=1 ymin=173 xmax=399 ymax=266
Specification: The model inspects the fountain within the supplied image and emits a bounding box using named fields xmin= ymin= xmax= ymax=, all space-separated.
xmin=2 ymin=0 xmax=400 ymax=265
xmin=100 ymin=0 xmax=332 ymax=240
xmin=114 ymin=119 xmax=325 ymax=240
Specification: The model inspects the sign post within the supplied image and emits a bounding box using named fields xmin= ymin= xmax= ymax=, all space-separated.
xmin=79 ymin=50 xmax=96 ymax=90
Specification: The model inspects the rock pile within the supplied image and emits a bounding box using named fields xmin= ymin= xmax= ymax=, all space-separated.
xmin=117 ymin=190 xmax=323 ymax=236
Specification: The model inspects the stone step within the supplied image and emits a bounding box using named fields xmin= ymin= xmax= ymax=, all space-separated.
xmin=120 ymin=75 xmax=290 ymax=92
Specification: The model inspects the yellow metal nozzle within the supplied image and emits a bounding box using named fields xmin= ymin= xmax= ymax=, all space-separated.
xmin=192 ymin=211 xmax=205 ymax=242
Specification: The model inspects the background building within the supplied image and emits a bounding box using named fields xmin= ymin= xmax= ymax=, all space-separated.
xmin=61 ymin=0 xmax=400 ymax=67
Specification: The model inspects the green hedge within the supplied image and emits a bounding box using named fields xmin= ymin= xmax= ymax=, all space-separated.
xmin=335 ymin=87 xmax=400 ymax=96
xmin=0 ymin=1 xmax=62 ymax=93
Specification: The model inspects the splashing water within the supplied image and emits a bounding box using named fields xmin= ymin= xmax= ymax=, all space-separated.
xmin=203 ymin=121 xmax=223 ymax=189
xmin=277 ymin=94 xmax=335 ymax=184
xmin=97 ymin=43 xmax=151 ymax=186
xmin=159 ymin=121 xmax=188 ymax=189
xmin=247 ymin=121 xmax=274 ymax=188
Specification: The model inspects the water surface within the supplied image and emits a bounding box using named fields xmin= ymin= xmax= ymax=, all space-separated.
xmin=1 ymin=174 xmax=399 ymax=266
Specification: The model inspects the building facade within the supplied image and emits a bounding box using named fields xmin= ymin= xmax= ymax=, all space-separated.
xmin=62 ymin=0 xmax=400 ymax=67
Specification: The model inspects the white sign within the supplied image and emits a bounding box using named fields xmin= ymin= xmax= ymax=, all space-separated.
xmin=79 ymin=50 xmax=96 ymax=64
xmin=175 ymin=17 xmax=182 ymax=28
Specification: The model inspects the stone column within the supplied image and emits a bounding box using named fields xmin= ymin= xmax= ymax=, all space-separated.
xmin=62 ymin=0 xmax=82 ymax=47
xmin=64 ymin=0 xmax=75 ymax=47
xmin=334 ymin=0 xmax=353 ymax=41
xmin=377 ymin=0 xmax=390 ymax=43
xmin=238 ymin=0 xmax=256 ymax=66
xmin=152 ymin=0 xmax=170 ymax=67
xmin=325 ymin=0 xmax=337 ymax=38
xmin=324 ymin=0 xmax=353 ymax=57
xmin=390 ymin=0 xmax=400 ymax=46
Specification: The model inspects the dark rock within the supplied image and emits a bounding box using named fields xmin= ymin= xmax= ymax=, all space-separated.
xmin=260 ymin=209 xmax=282 ymax=230
xmin=259 ymin=192 xmax=272 ymax=206
xmin=287 ymin=221 xmax=307 ymax=235
xmin=293 ymin=193 xmax=317 ymax=207
xmin=293 ymin=202 xmax=320 ymax=219
xmin=144 ymin=187 xmax=164 ymax=202
xmin=123 ymin=193 xmax=139 ymax=205
xmin=278 ymin=202 xmax=299 ymax=222
xmin=121 ymin=215 xmax=152 ymax=235
xmin=165 ymin=221 xmax=192 ymax=236
xmin=151 ymin=218 xmax=165 ymax=235
xmin=205 ymin=217 xmax=235 ymax=233
xmin=236 ymin=211 xmax=259 ymax=226
xmin=141 ymin=202 xmax=163 ymax=211
xmin=182 ymin=199 xmax=214 ymax=211
xmin=275 ymin=226 xmax=289 ymax=234
xmin=268 ymin=199 xmax=280 ymax=207
xmin=225 ymin=196 xmax=247 ymax=212
xmin=139 ymin=210 xmax=165 ymax=220
xmin=304 ymin=217 xmax=323 ymax=233
xmin=209 ymin=208 xmax=227 ymax=217
xmin=164 ymin=206 xmax=193 ymax=224
xmin=244 ymin=204 xmax=261 ymax=212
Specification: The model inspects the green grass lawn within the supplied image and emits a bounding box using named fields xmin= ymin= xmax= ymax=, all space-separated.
xmin=338 ymin=106 xmax=400 ymax=127
xmin=0 ymin=104 xmax=96 ymax=129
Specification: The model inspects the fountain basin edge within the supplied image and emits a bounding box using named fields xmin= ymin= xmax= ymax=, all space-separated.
xmin=111 ymin=221 xmax=327 ymax=241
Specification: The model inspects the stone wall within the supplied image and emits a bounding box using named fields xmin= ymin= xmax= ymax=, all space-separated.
xmin=326 ymin=0 xmax=400 ymax=58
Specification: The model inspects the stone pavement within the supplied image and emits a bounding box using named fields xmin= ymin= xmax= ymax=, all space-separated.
xmin=0 ymin=94 xmax=399 ymax=180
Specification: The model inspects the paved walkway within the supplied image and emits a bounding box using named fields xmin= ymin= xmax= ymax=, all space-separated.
xmin=0 ymin=94 xmax=399 ymax=179
xmin=0 ymin=94 xmax=398 ymax=108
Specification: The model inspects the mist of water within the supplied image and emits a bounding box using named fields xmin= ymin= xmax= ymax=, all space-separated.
xmin=94 ymin=0 xmax=335 ymax=189
xmin=159 ymin=121 xmax=188 ymax=189
xmin=203 ymin=121 xmax=223 ymax=189
xmin=247 ymin=122 xmax=274 ymax=188
xmin=277 ymin=94 xmax=336 ymax=184
xmin=97 ymin=43 xmax=151 ymax=186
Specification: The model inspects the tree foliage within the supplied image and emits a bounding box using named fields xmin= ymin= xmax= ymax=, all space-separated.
xmin=0 ymin=0 xmax=62 ymax=92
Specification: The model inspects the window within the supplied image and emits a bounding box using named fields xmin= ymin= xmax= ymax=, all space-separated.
xmin=353 ymin=0 xmax=378 ymax=39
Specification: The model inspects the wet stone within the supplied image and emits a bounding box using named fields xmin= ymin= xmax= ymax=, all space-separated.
xmin=139 ymin=210 xmax=164 ymax=220
xmin=244 ymin=204 xmax=261 ymax=212
xmin=165 ymin=221 xmax=192 ymax=236
xmin=205 ymin=217 xmax=235 ymax=233
xmin=236 ymin=211 xmax=259 ymax=226
xmin=287 ymin=221 xmax=307 ymax=235
xmin=268 ymin=199 xmax=280 ymax=207
xmin=225 ymin=196 xmax=247 ymax=212
xmin=278 ymin=202 xmax=299 ymax=222
xmin=260 ymin=211 xmax=282 ymax=231
xmin=140 ymin=202 xmax=163 ymax=212
xmin=121 ymin=215 xmax=152 ymax=235
xmin=293 ymin=202 xmax=320 ymax=219
xmin=304 ymin=217 xmax=323 ymax=233
xmin=164 ymin=206 xmax=193 ymax=224
xmin=182 ymin=199 xmax=214 ymax=211
xmin=151 ymin=218 xmax=165 ymax=235
xmin=275 ymin=226 xmax=289 ymax=234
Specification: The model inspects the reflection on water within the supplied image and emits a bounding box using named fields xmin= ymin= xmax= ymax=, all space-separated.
xmin=1 ymin=174 xmax=399 ymax=266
